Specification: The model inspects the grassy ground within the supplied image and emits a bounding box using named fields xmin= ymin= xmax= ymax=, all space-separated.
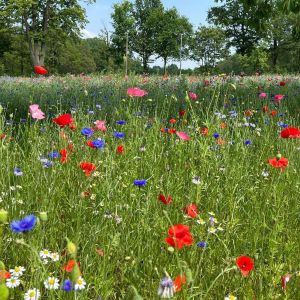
xmin=0 ymin=75 xmax=299 ymax=299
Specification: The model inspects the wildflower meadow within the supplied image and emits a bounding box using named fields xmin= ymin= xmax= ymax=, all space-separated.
xmin=0 ymin=74 xmax=299 ymax=299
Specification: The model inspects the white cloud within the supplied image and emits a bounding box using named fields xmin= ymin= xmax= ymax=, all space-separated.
xmin=81 ymin=29 xmax=97 ymax=39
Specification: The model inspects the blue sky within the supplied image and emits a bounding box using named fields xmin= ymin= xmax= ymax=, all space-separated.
xmin=81 ymin=0 xmax=217 ymax=69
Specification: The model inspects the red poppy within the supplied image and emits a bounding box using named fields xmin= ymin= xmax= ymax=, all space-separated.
xmin=220 ymin=122 xmax=226 ymax=129
xmin=169 ymin=118 xmax=176 ymax=124
xmin=86 ymin=140 xmax=96 ymax=148
xmin=262 ymin=105 xmax=269 ymax=113
xmin=168 ymin=128 xmax=176 ymax=134
xmin=280 ymin=127 xmax=300 ymax=138
xmin=244 ymin=110 xmax=253 ymax=117
xmin=0 ymin=270 xmax=10 ymax=279
xmin=236 ymin=255 xmax=254 ymax=277
xmin=268 ymin=157 xmax=289 ymax=170
xmin=270 ymin=110 xmax=277 ymax=116
xmin=60 ymin=148 xmax=68 ymax=163
xmin=158 ymin=194 xmax=172 ymax=205
xmin=179 ymin=110 xmax=186 ymax=117
xmin=53 ymin=114 xmax=73 ymax=127
xmin=200 ymin=127 xmax=209 ymax=136
xmin=281 ymin=274 xmax=292 ymax=289
xmin=165 ymin=224 xmax=193 ymax=249
xmin=34 ymin=65 xmax=48 ymax=75
xmin=203 ymin=79 xmax=210 ymax=86
xmin=63 ymin=259 xmax=80 ymax=273
xmin=174 ymin=275 xmax=186 ymax=292
xmin=68 ymin=143 xmax=74 ymax=151
xmin=80 ymin=162 xmax=96 ymax=176
xmin=279 ymin=81 xmax=286 ymax=86
xmin=116 ymin=145 xmax=124 ymax=153
xmin=69 ymin=123 xmax=77 ymax=130
xmin=183 ymin=203 xmax=198 ymax=218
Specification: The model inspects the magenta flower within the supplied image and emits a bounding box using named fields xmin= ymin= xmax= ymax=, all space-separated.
xmin=259 ymin=92 xmax=267 ymax=100
xmin=274 ymin=94 xmax=284 ymax=104
xmin=94 ymin=120 xmax=107 ymax=132
xmin=127 ymin=88 xmax=148 ymax=97
xmin=29 ymin=104 xmax=45 ymax=120
xmin=188 ymin=92 xmax=198 ymax=101
xmin=176 ymin=131 xmax=191 ymax=141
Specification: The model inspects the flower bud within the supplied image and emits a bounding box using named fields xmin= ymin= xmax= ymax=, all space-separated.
xmin=276 ymin=153 xmax=282 ymax=160
xmin=66 ymin=239 xmax=77 ymax=257
xmin=0 ymin=262 xmax=5 ymax=272
xmin=0 ymin=284 xmax=9 ymax=300
xmin=0 ymin=210 xmax=8 ymax=224
xmin=39 ymin=212 xmax=48 ymax=222
xmin=71 ymin=262 xmax=81 ymax=282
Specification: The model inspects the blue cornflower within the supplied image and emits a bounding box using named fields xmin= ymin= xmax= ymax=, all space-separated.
xmin=81 ymin=128 xmax=94 ymax=137
xmin=244 ymin=140 xmax=252 ymax=145
xmin=62 ymin=279 xmax=73 ymax=292
xmin=48 ymin=151 xmax=60 ymax=159
xmin=213 ymin=133 xmax=220 ymax=139
xmin=116 ymin=120 xmax=126 ymax=125
xmin=134 ymin=179 xmax=147 ymax=187
xmin=96 ymin=104 xmax=101 ymax=109
xmin=10 ymin=215 xmax=36 ymax=233
xmin=197 ymin=241 xmax=208 ymax=248
xmin=92 ymin=139 xmax=105 ymax=149
xmin=14 ymin=167 xmax=23 ymax=176
xmin=278 ymin=122 xmax=288 ymax=128
xmin=229 ymin=111 xmax=238 ymax=118
xmin=113 ymin=132 xmax=125 ymax=139
xmin=87 ymin=110 xmax=94 ymax=115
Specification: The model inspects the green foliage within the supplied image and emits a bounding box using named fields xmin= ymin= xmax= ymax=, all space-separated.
xmin=191 ymin=26 xmax=229 ymax=70
xmin=152 ymin=8 xmax=192 ymax=73
xmin=0 ymin=75 xmax=299 ymax=299
xmin=208 ymin=0 xmax=264 ymax=55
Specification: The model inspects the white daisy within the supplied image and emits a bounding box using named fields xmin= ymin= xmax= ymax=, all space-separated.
xmin=9 ymin=266 xmax=25 ymax=277
xmin=50 ymin=252 xmax=60 ymax=262
xmin=225 ymin=295 xmax=237 ymax=300
xmin=192 ymin=176 xmax=201 ymax=185
xmin=39 ymin=249 xmax=51 ymax=259
xmin=24 ymin=288 xmax=40 ymax=300
xmin=6 ymin=277 xmax=20 ymax=288
xmin=74 ymin=276 xmax=86 ymax=291
xmin=44 ymin=276 xmax=59 ymax=290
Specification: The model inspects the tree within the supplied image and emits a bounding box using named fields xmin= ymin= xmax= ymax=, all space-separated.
xmin=111 ymin=0 xmax=164 ymax=72
xmin=208 ymin=0 xmax=265 ymax=55
xmin=111 ymin=0 xmax=135 ymax=67
xmin=1 ymin=0 xmax=93 ymax=67
xmin=152 ymin=8 xmax=192 ymax=75
xmin=191 ymin=26 xmax=228 ymax=70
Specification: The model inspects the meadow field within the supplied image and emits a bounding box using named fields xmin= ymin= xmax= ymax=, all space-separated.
xmin=0 ymin=74 xmax=299 ymax=300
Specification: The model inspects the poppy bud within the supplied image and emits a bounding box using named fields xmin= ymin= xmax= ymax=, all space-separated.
xmin=39 ymin=212 xmax=48 ymax=222
xmin=71 ymin=262 xmax=81 ymax=282
xmin=0 ymin=262 xmax=5 ymax=271
xmin=276 ymin=153 xmax=282 ymax=160
xmin=0 ymin=284 xmax=9 ymax=300
xmin=66 ymin=239 xmax=77 ymax=257
xmin=0 ymin=210 xmax=8 ymax=224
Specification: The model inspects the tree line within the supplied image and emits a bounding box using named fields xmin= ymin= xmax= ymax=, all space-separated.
xmin=0 ymin=0 xmax=300 ymax=76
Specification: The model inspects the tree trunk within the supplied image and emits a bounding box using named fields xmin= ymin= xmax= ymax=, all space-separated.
xmin=272 ymin=38 xmax=278 ymax=68
xmin=163 ymin=57 xmax=167 ymax=76
xmin=142 ymin=55 xmax=148 ymax=73
xmin=28 ymin=40 xmax=46 ymax=66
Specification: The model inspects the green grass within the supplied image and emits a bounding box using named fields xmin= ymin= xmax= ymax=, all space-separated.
xmin=0 ymin=75 xmax=299 ymax=299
